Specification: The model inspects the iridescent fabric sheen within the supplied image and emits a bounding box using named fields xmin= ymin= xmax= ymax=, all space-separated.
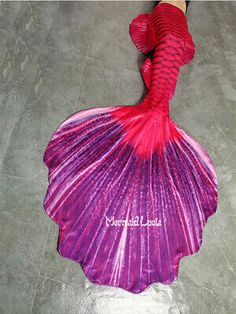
xmin=43 ymin=3 xmax=218 ymax=294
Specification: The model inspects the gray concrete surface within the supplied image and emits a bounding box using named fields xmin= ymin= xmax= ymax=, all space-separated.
xmin=0 ymin=1 xmax=236 ymax=313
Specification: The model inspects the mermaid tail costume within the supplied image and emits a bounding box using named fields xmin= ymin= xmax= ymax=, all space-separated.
xmin=43 ymin=3 xmax=218 ymax=294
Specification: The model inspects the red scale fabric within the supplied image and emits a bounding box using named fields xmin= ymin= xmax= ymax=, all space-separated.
xmin=112 ymin=3 xmax=196 ymax=157
xmin=129 ymin=2 xmax=195 ymax=108
xmin=148 ymin=3 xmax=195 ymax=104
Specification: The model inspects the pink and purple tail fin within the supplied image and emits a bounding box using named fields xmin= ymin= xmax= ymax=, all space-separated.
xmin=43 ymin=104 xmax=218 ymax=294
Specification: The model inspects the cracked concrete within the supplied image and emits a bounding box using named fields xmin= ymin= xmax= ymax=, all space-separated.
xmin=0 ymin=1 xmax=235 ymax=313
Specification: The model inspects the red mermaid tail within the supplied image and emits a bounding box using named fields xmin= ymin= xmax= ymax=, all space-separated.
xmin=43 ymin=3 xmax=218 ymax=294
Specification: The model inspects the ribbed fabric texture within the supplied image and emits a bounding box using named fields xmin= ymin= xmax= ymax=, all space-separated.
xmin=151 ymin=2 xmax=190 ymax=40
xmin=142 ymin=3 xmax=194 ymax=113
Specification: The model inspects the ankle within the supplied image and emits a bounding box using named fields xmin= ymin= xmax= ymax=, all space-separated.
xmin=159 ymin=1 xmax=187 ymax=14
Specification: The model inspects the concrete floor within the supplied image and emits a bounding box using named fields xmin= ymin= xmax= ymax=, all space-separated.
xmin=0 ymin=1 xmax=236 ymax=313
